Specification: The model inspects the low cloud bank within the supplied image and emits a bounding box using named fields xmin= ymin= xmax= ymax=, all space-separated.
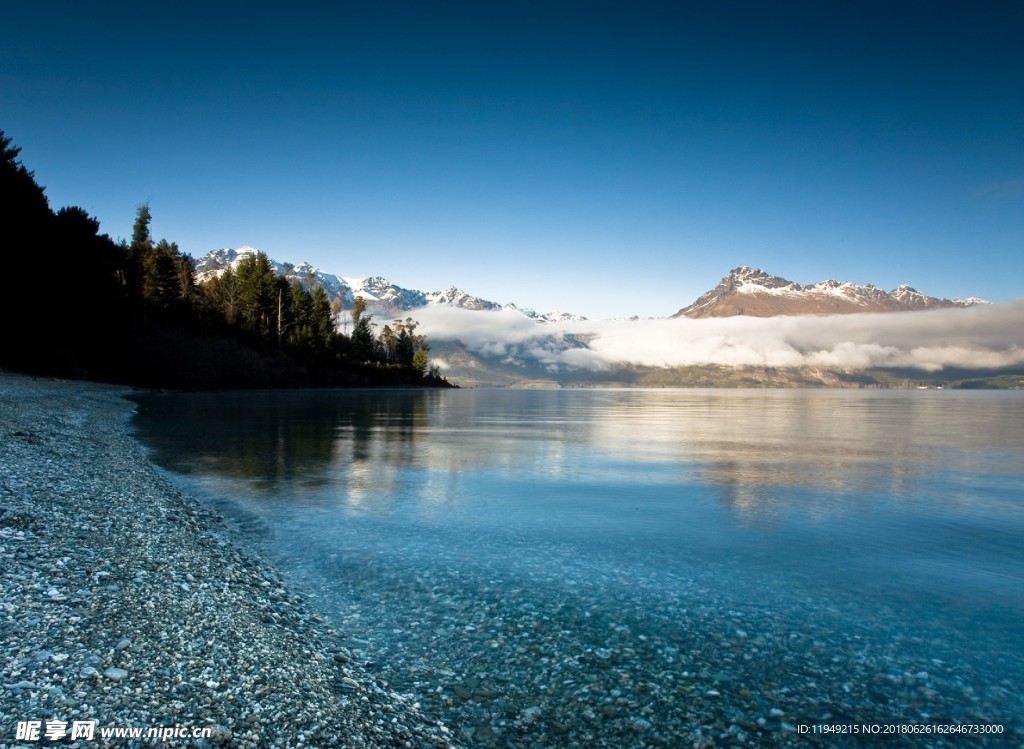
xmin=412 ymin=301 xmax=1024 ymax=372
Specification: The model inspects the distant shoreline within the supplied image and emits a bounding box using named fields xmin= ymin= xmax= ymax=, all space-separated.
xmin=0 ymin=372 xmax=457 ymax=748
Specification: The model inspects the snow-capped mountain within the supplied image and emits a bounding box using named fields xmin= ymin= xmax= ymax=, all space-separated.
xmin=503 ymin=304 xmax=583 ymax=322
xmin=193 ymin=247 xmax=585 ymax=322
xmin=673 ymin=266 xmax=989 ymax=318
xmin=423 ymin=286 xmax=502 ymax=311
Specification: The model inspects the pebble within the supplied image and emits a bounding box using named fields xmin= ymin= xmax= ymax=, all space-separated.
xmin=0 ymin=373 xmax=459 ymax=749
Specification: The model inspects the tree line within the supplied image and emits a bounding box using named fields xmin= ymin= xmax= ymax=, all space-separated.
xmin=200 ymin=246 xmax=436 ymax=374
xmin=0 ymin=129 xmax=447 ymax=389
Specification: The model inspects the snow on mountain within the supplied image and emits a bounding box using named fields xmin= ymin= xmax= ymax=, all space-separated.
xmin=195 ymin=251 xmax=983 ymax=326
xmin=424 ymin=287 xmax=502 ymax=311
xmin=340 ymin=275 xmax=429 ymax=309
xmin=502 ymin=303 xmax=587 ymax=323
xmin=196 ymin=246 xmax=285 ymax=279
xmin=192 ymin=247 xmax=585 ymax=321
xmin=674 ymin=266 xmax=987 ymax=318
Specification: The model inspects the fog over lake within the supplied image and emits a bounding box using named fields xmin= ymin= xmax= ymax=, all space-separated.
xmin=411 ymin=300 xmax=1024 ymax=372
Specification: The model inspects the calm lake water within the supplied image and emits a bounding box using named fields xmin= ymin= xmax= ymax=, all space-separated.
xmin=131 ymin=389 xmax=1024 ymax=747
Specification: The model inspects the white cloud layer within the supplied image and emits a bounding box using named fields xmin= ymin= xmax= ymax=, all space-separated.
xmin=412 ymin=301 xmax=1024 ymax=372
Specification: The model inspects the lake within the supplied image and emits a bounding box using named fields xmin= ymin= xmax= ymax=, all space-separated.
xmin=131 ymin=388 xmax=1024 ymax=747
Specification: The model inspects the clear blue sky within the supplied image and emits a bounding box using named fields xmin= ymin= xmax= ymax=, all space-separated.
xmin=3 ymin=1 xmax=1022 ymax=319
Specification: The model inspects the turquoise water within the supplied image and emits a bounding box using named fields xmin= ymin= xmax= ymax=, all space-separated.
xmin=132 ymin=389 xmax=1024 ymax=746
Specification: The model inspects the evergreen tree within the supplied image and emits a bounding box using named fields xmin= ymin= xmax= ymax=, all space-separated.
xmin=235 ymin=252 xmax=278 ymax=339
xmin=52 ymin=206 xmax=127 ymax=306
xmin=1 ymin=131 xmax=53 ymax=369
xmin=123 ymin=205 xmax=197 ymax=314
xmin=128 ymin=203 xmax=154 ymax=296
xmin=0 ymin=130 xmax=50 ymax=229
xmin=0 ymin=131 xmax=134 ymax=376
xmin=395 ymin=325 xmax=414 ymax=367
xmin=145 ymin=239 xmax=182 ymax=307
xmin=131 ymin=203 xmax=153 ymax=251
xmin=286 ymin=280 xmax=312 ymax=350
xmin=310 ymin=286 xmax=334 ymax=349
xmin=349 ymin=296 xmax=375 ymax=361
xmin=204 ymin=266 xmax=241 ymax=324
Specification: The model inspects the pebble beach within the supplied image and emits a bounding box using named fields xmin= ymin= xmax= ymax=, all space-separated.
xmin=0 ymin=373 xmax=458 ymax=748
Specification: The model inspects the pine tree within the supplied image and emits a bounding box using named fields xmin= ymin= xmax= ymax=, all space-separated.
xmin=145 ymin=239 xmax=182 ymax=306
xmin=235 ymin=252 xmax=278 ymax=339
xmin=204 ymin=266 xmax=241 ymax=324
xmin=287 ymin=280 xmax=312 ymax=349
xmin=0 ymin=130 xmax=50 ymax=228
xmin=349 ymin=296 xmax=374 ymax=361
xmin=310 ymin=286 xmax=334 ymax=349
xmin=131 ymin=203 xmax=153 ymax=251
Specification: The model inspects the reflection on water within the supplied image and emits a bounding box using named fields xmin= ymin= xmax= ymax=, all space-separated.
xmin=132 ymin=387 xmax=1024 ymax=620
xmin=136 ymin=388 xmax=1024 ymax=521
xmin=132 ymin=388 xmax=1024 ymax=745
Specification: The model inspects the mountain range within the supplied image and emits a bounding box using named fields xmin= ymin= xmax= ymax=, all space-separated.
xmin=673 ymin=266 xmax=987 ymax=318
xmin=191 ymin=248 xmax=1016 ymax=389
xmin=194 ymin=247 xmax=583 ymax=323
xmin=195 ymin=248 xmax=987 ymax=322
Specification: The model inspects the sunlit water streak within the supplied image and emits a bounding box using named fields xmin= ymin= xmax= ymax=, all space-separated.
xmin=132 ymin=389 xmax=1024 ymax=746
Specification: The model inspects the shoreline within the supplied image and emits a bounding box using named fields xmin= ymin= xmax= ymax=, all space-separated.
xmin=0 ymin=372 xmax=457 ymax=748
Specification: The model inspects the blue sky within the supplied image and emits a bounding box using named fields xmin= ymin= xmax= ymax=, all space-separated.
xmin=3 ymin=1 xmax=1022 ymax=319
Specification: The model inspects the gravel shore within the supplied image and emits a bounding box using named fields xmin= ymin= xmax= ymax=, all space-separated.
xmin=0 ymin=372 xmax=458 ymax=749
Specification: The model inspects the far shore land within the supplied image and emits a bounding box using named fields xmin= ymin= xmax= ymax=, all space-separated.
xmin=0 ymin=372 xmax=457 ymax=748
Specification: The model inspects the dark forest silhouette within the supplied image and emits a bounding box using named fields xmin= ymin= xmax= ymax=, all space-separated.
xmin=0 ymin=130 xmax=449 ymax=389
